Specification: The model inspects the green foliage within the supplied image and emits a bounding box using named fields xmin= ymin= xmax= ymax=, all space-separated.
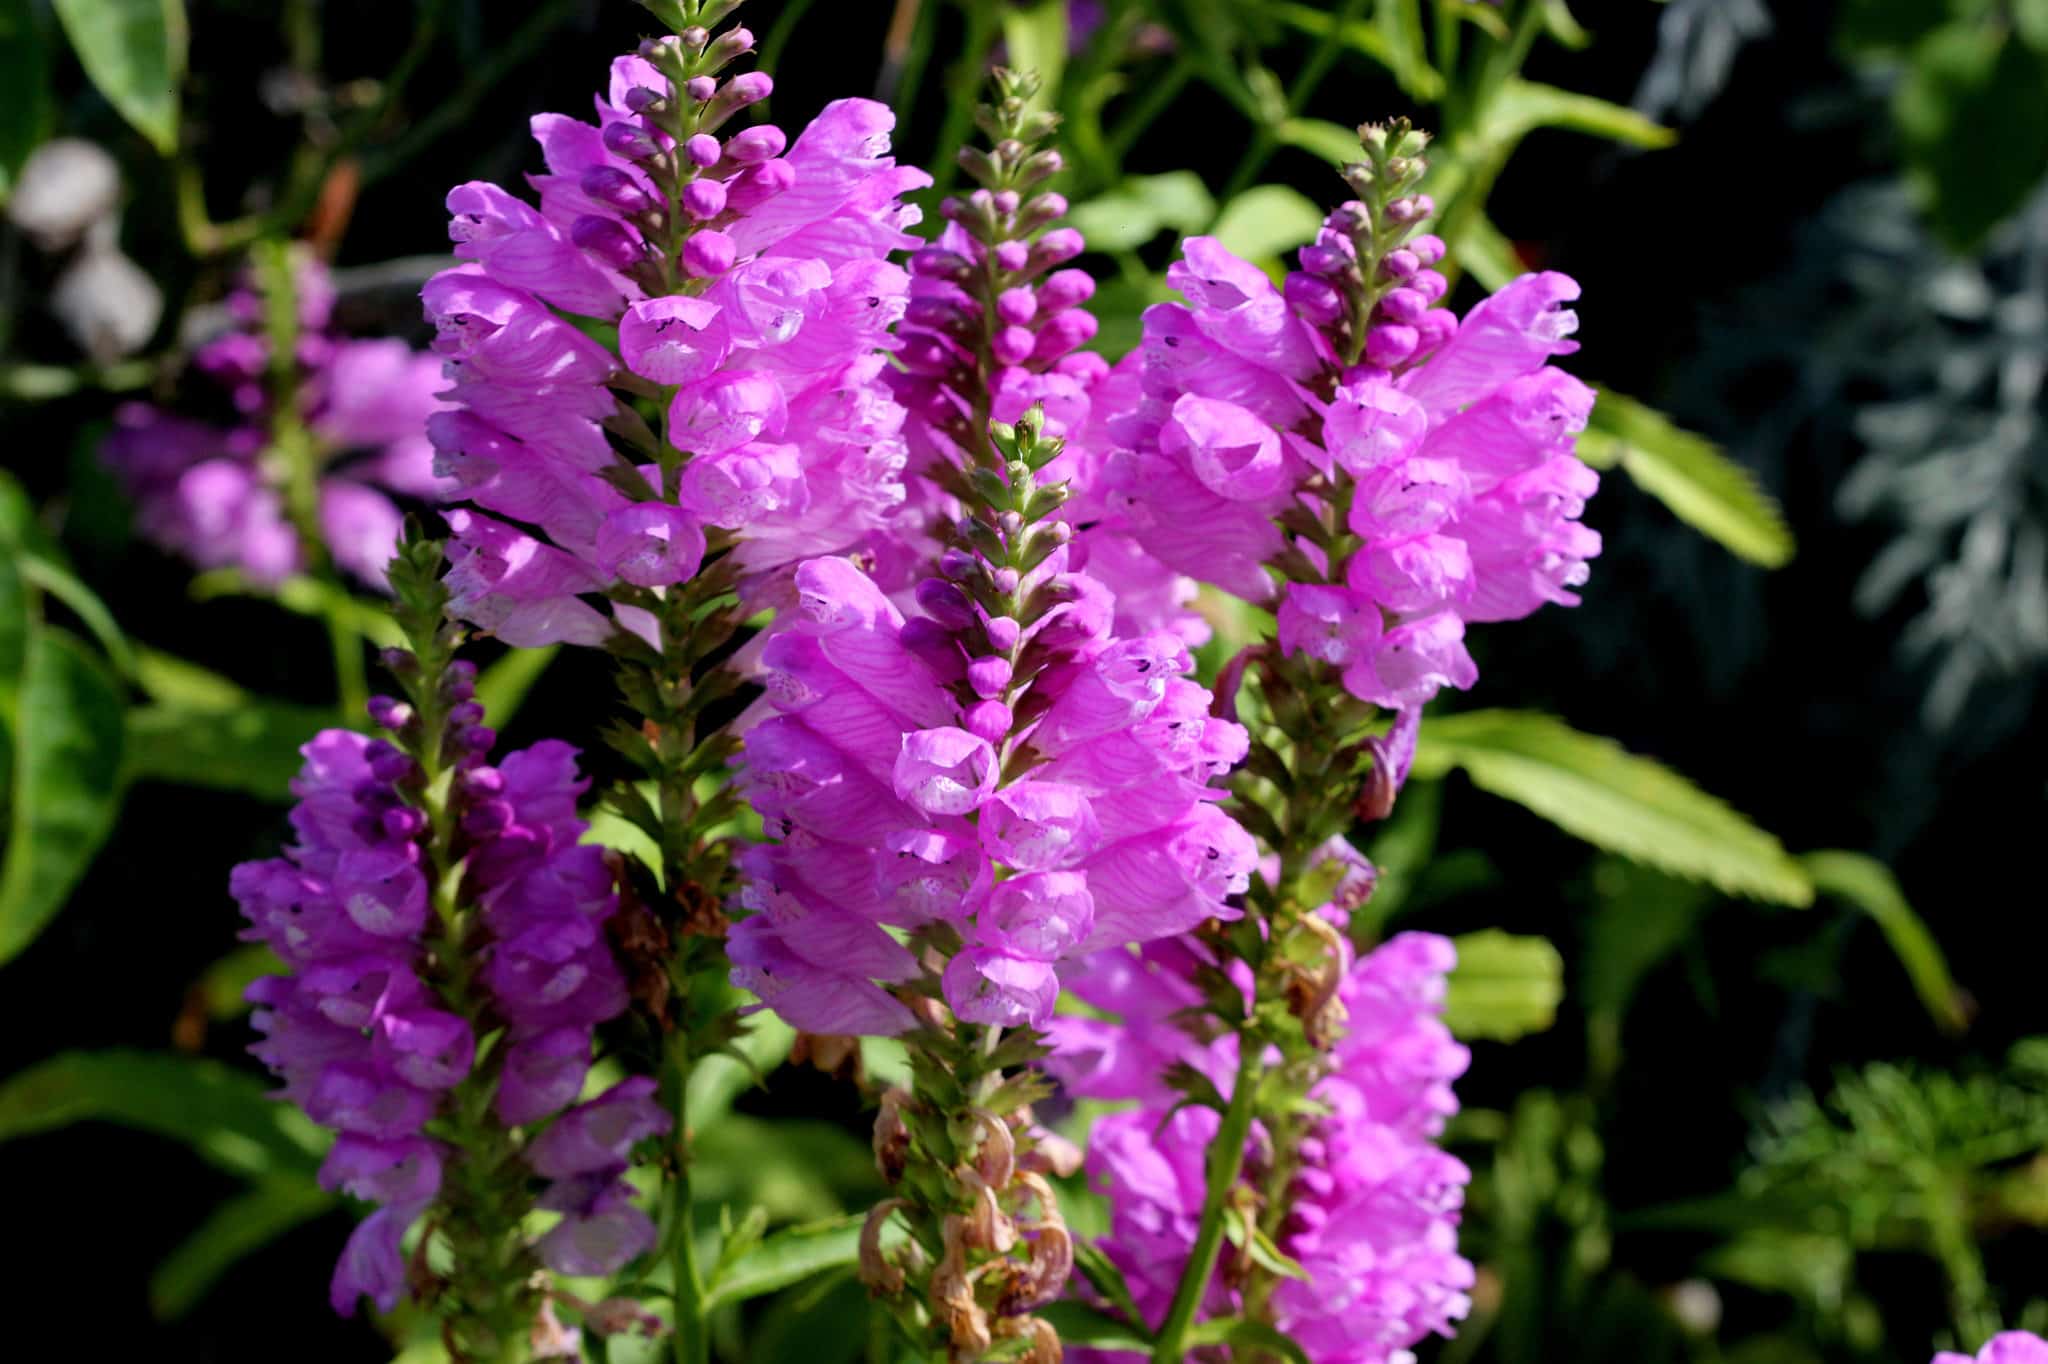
xmin=1803 ymin=851 xmax=1970 ymax=1035
xmin=1888 ymin=10 xmax=2048 ymax=250
xmin=0 ymin=0 xmax=50 ymax=198
xmin=0 ymin=1048 xmax=328 ymax=1178
xmin=149 ymin=1177 xmax=336 ymax=1319
xmin=0 ymin=629 xmax=126 ymax=965
xmin=1411 ymin=710 xmax=1814 ymax=905
xmin=1578 ymin=387 xmax=1797 ymax=570
xmin=1213 ymin=183 xmax=1326 ymax=263
xmin=1481 ymin=78 xmax=1675 ymax=150
xmin=1068 ymin=171 xmax=1216 ymax=250
xmin=474 ymin=644 xmax=559 ymax=728
xmin=124 ymin=698 xmax=335 ymax=799
xmin=1444 ymin=929 xmax=1565 ymax=1042
xmin=50 ymin=0 xmax=187 ymax=155
xmin=702 ymin=1214 xmax=871 ymax=1310
xmin=1187 ymin=1316 xmax=1313 ymax=1364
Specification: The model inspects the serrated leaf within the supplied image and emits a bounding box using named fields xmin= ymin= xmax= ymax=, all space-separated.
xmin=125 ymin=699 xmax=336 ymax=799
xmin=1485 ymin=78 xmax=1676 ymax=149
xmin=1037 ymin=1301 xmax=1155 ymax=1352
xmin=0 ymin=0 xmax=51 ymax=198
xmin=1444 ymin=930 xmax=1564 ymax=1042
xmin=0 ymin=629 xmax=126 ymax=965
xmin=1068 ymin=172 xmax=1217 ymax=251
xmin=1411 ymin=710 xmax=1813 ymax=905
xmin=474 ymin=644 xmax=557 ymax=728
xmin=0 ymin=1049 xmax=328 ymax=1178
xmin=1213 ymin=184 xmax=1325 ymax=264
xmin=51 ymin=0 xmax=187 ymax=155
xmin=1803 ymin=851 xmax=1968 ymax=1035
xmin=149 ymin=1176 xmax=335 ymax=1318
xmin=1187 ymin=1317 xmax=1313 ymax=1364
xmin=703 ymin=1214 xmax=873 ymax=1309
xmin=1580 ymin=387 xmax=1796 ymax=569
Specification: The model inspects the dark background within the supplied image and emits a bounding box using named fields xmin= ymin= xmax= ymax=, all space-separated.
xmin=2 ymin=0 xmax=2040 ymax=1358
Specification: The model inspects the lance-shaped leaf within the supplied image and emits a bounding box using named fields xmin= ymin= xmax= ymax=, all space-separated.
xmin=51 ymin=0 xmax=187 ymax=155
xmin=1187 ymin=1317 xmax=1314 ymax=1364
xmin=1445 ymin=930 xmax=1565 ymax=1042
xmin=1068 ymin=172 xmax=1217 ymax=252
xmin=125 ymin=699 xmax=336 ymax=800
xmin=0 ymin=1049 xmax=328 ymax=1177
xmin=704 ymin=1213 xmax=879 ymax=1310
xmin=1804 ymin=851 xmax=1969 ymax=1034
xmin=0 ymin=628 xmax=126 ymax=965
xmin=1001 ymin=0 xmax=1067 ymax=108
xmin=149 ymin=1177 xmax=336 ymax=1319
xmin=1411 ymin=710 xmax=1813 ymax=905
xmin=1483 ymin=78 xmax=1676 ymax=150
xmin=1037 ymin=1301 xmax=1157 ymax=1353
xmin=1214 ymin=185 xmax=1325 ymax=264
xmin=1580 ymin=388 xmax=1796 ymax=569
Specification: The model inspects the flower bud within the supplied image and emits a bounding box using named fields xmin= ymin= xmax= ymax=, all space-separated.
xmin=679 ymin=25 xmax=709 ymax=51
xmin=581 ymin=165 xmax=656 ymax=214
xmin=1030 ymin=310 xmax=1096 ymax=364
xmin=1380 ymin=248 xmax=1420 ymax=279
xmin=682 ymin=229 xmax=736 ymax=277
xmin=621 ymin=86 xmax=666 ymax=115
xmin=992 ymin=325 xmax=1036 ymax=365
xmin=572 ymin=215 xmax=644 ymax=269
xmin=985 ymin=615 xmax=1021 ymax=652
xmin=993 ymin=240 xmax=1030 ymax=272
xmin=601 ymin=120 xmax=662 ymax=162
xmin=910 ymin=247 xmax=974 ymax=281
xmin=1365 ymin=322 xmax=1419 ymax=368
xmin=1284 ymin=271 xmax=1345 ymax=325
xmin=991 ymin=566 xmax=1020 ymax=595
xmin=967 ymin=656 xmax=1012 ymax=699
xmin=1028 ymin=228 xmax=1084 ymax=272
xmin=684 ymin=76 xmax=717 ymax=103
xmin=681 ymin=178 xmax=728 ymax=220
xmin=725 ymin=124 xmax=787 ymax=164
xmin=1410 ymin=268 xmax=1448 ymax=304
xmin=723 ymin=158 xmax=794 ymax=212
xmin=965 ymin=699 xmax=1013 ymax=744
xmin=1409 ymin=232 xmax=1446 ymax=265
xmin=1378 ymin=287 xmax=1426 ymax=325
xmin=915 ymin=577 xmax=978 ymax=629
xmin=992 ymin=189 xmax=1021 ymax=215
xmin=1036 ymin=268 xmax=1094 ymax=312
xmin=685 ymin=133 xmax=723 ymax=167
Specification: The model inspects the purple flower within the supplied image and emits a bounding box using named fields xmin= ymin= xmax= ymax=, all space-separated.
xmin=232 ymin=703 xmax=635 ymax=1314
xmin=425 ymin=46 xmax=930 ymax=648
xmin=1938 ymin=1335 xmax=2048 ymax=1364
xmin=1106 ymin=218 xmax=1602 ymax=708
xmin=101 ymin=254 xmax=451 ymax=589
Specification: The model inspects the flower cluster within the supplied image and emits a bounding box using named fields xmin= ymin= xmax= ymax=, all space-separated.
xmin=102 ymin=251 xmax=448 ymax=587
xmin=423 ymin=27 xmax=927 ymax=647
xmin=1105 ymin=123 xmax=1600 ymax=714
xmin=1052 ymin=893 xmax=1474 ymax=1363
xmin=730 ymin=538 xmax=1251 ymax=1036
xmin=230 ymin=666 xmax=650 ymax=1316
xmin=888 ymin=69 xmax=1204 ymax=644
xmin=1939 ymin=1335 xmax=2048 ymax=1364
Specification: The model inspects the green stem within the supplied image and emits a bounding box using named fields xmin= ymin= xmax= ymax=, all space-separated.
xmin=1150 ymin=1036 xmax=1262 ymax=1364
xmin=326 ymin=605 xmax=368 ymax=721
xmin=1213 ymin=0 xmax=1370 ymax=210
xmin=670 ymin=1079 xmax=710 ymax=1364
xmin=926 ymin=0 xmax=1003 ymax=201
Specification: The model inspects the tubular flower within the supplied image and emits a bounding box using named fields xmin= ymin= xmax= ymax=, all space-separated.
xmin=1105 ymin=123 xmax=1600 ymax=712
xmin=423 ymin=26 xmax=929 ymax=647
xmin=1938 ymin=1336 xmax=2048 ymax=1364
xmin=101 ymin=250 xmax=450 ymax=587
xmin=231 ymin=657 xmax=655 ymax=1323
xmin=1051 ymin=892 xmax=1473 ymax=1363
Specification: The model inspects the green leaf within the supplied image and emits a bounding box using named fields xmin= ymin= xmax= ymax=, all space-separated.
xmin=194 ymin=943 xmax=285 ymax=1020
xmin=1275 ymin=116 xmax=1364 ymax=166
xmin=1072 ymin=1239 xmax=1148 ymax=1334
xmin=1580 ymin=860 xmax=1710 ymax=1021
xmin=1444 ymin=930 xmax=1565 ymax=1042
xmin=1001 ymin=0 xmax=1067 ymax=107
xmin=125 ymin=699 xmax=335 ymax=799
xmin=1539 ymin=0 xmax=1591 ymax=50
xmin=0 ymin=0 xmax=51 ymax=197
xmin=17 ymin=552 xmax=134 ymax=678
xmin=1271 ymin=2 xmax=1393 ymax=63
xmin=1187 ymin=1317 xmax=1313 ymax=1364
xmin=1894 ymin=18 xmax=2048 ymax=251
xmin=1449 ymin=214 xmax=1523 ymax=292
xmin=1580 ymin=387 xmax=1796 ymax=569
xmin=1803 ymin=851 xmax=1969 ymax=1034
xmin=685 ymin=1009 xmax=795 ymax=1133
xmin=50 ymin=0 xmax=187 ymax=155
xmin=1484 ymin=78 xmax=1676 ymax=150
xmin=1036 ymin=1301 xmax=1155 ymax=1352
xmin=1373 ymin=0 xmax=1445 ymax=99
xmin=704 ymin=1214 xmax=870 ymax=1309
xmin=1212 ymin=184 xmax=1325 ymax=264
xmin=149 ymin=1177 xmax=336 ymax=1319
xmin=474 ymin=644 xmax=557 ymax=728
xmin=0 ymin=629 xmax=126 ymax=965
xmin=132 ymin=647 xmax=246 ymax=708
xmin=0 ymin=1049 xmax=328 ymax=1178
xmin=1068 ymin=171 xmax=1217 ymax=251
xmin=693 ymin=1115 xmax=880 ymax=1223
xmin=1411 ymin=710 xmax=1814 ymax=905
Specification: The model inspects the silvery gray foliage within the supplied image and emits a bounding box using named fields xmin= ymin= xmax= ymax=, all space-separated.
xmin=1834 ymin=185 xmax=2048 ymax=730
xmin=1631 ymin=0 xmax=1773 ymax=124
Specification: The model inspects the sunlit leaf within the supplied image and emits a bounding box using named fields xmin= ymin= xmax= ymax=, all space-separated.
xmin=126 ymin=699 xmax=334 ymax=800
xmin=0 ymin=629 xmax=126 ymax=965
xmin=1484 ymin=78 xmax=1676 ymax=149
xmin=1580 ymin=387 xmax=1797 ymax=569
xmin=149 ymin=1177 xmax=336 ymax=1319
xmin=1068 ymin=171 xmax=1217 ymax=251
xmin=1804 ymin=851 xmax=1969 ymax=1034
xmin=50 ymin=0 xmax=187 ymax=155
xmin=1002 ymin=0 xmax=1067 ymax=107
xmin=1213 ymin=184 xmax=1324 ymax=264
xmin=1275 ymin=116 xmax=1363 ymax=166
xmin=1411 ymin=710 xmax=1813 ymax=905
xmin=1444 ymin=930 xmax=1564 ymax=1042
xmin=704 ymin=1214 xmax=871 ymax=1309
xmin=1270 ymin=2 xmax=1393 ymax=63
xmin=0 ymin=1049 xmax=328 ymax=1178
